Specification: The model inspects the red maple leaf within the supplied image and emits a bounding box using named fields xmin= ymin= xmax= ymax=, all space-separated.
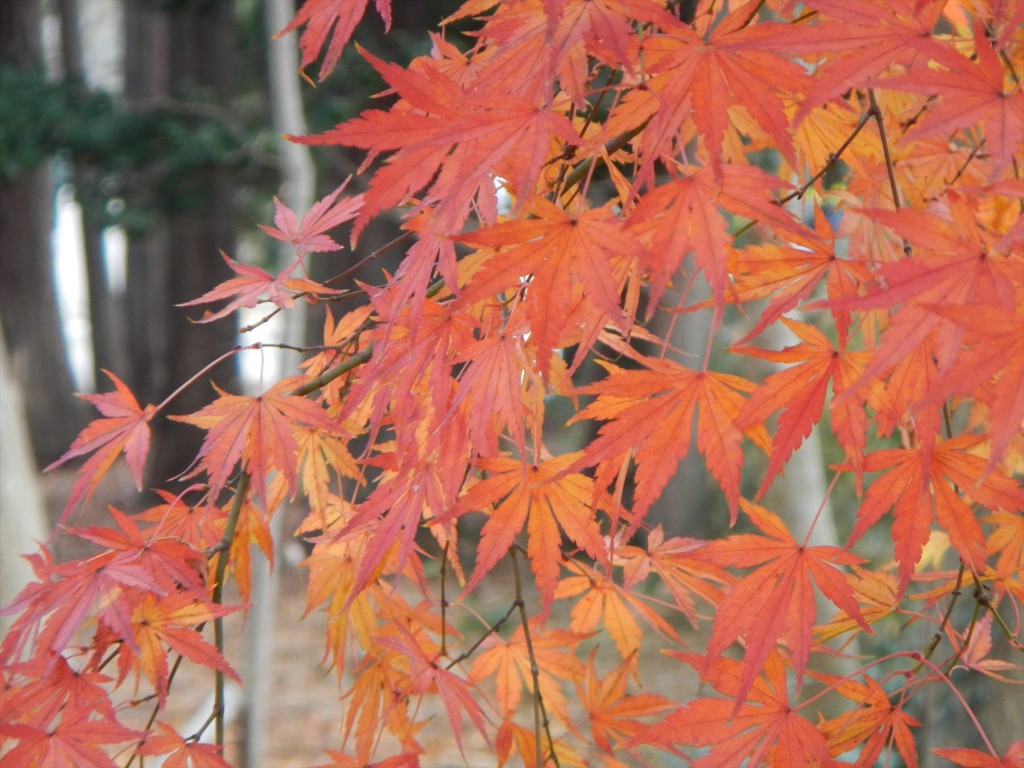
xmin=734 ymin=317 xmax=872 ymax=495
xmin=178 ymin=252 xmax=341 ymax=323
xmin=276 ymin=0 xmax=392 ymax=81
xmin=0 ymin=707 xmax=141 ymax=768
xmin=45 ymin=371 xmax=154 ymax=519
xmin=934 ymin=742 xmax=1024 ymax=768
xmin=850 ymin=435 xmax=1024 ymax=592
xmin=258 ymin=180 xmax=364 ymax=254
xmin=630 ymin=651 xmax=836 ymax=767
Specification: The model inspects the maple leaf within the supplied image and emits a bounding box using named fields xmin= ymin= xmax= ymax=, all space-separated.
xmin=334 ymin=459 xmax=452 ymax=601
xmin=923 ymin=303 xmax=1024 ymax=470
xmin=376 ymin=624 xmax=490 ymax=760
xmin=258 ymin=180 xmax=364 ymax=254
xmin=759 ymin=0 xmax=960 ymax=120
xmin=627 ymin=164 xmax=805 ymax=319
xmin=294 ymin=46 xmax=579 ymax=235
xmin=72 ymin=506 xmax=206 ymax=595
xmin=632 ymin=5 xmax=805 ymax=178
xmin=469 ymin=622 xmax=586 ymax=721
xmin=728 ymin=205 xmax=869 ymax=344
xmin=813 ymin=672 xmax=922 ymax=767
xmin=317 ymin=752 xmax=421 ymax=768
xmin=45 ymin=370 xmax=155 ymax=519
xmin=1 ymin=546 xmax=154 ymax=660
xmin=137 ymin=489 xmax=226 ymax=552
xmin=572 ymin=355 xmax=761 ymax=523
xmin=0 ymin=654 xmax=115 ymax=730
xmin=124 ymin=593 xmax=240 ymax=705
xmin=178 ymin=251 xmax=341 ymax=323
xmin=0 ymin=708 xmax=142 ymax=768
xmin=447 ymin=454 xmax=607 ymax=613
xmin=694 ymin=499 xmax=869 ymax=705
xmin=573 ymin=650 xmax=673 ymax=754
xmin=811 ymin=192 xmax=1020 ymax=401
xmin=947 ymin=613 xmax=1020 ymax=683
xmin=456 ymin=198 xmax=642 ymax=377
xmin=934 ymin=742 xmax=1024 ymax=768
xmin=556 ymin=560 xmax=680 ymax=660
xmin=173 ymin=376 xmax=341 ymax=504
xmin=614 ymin=525 xmax=728 ymax=628
xmin=887 ymin=21 xmax=1024 ymax=178
xmin=849 ymin=435 xmax=1024 ymax=592
xmin=734 ymin=317 xmax=873 ymax=495
xmin=137 ymin=721 xmax=232 ymax=768
xmin=276 ymin=0 xmax=392 ymax=81
xmin=630 ymin=651 xmax=836 ymax=768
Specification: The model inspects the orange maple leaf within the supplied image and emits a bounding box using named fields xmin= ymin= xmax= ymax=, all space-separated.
xmin=572 ymin=355 xmax=762 ymax=522
xmin=126 ymin=593 xmax=240 ymax=706
xmin=628 ymin=164 xmax=805 ymax=319
xmin=469 ymin=621 xmax=586 ymax=721
xmin=573 ymin=650 xmax=673 ymax=755
xmin=694 ymin=500 xmax=869 ymax=705
xmin=46 ymin=370 xmax=155 ymax=519
xmin=850 ymin=435 xmax=1024 ymax=592
xmin=456 ymin=198 xmax=642 ymax=377
xmin=137 ymin=721 xmax=231 ymax=768
xmin=888 ymin=21 xmax=1024 ymax=177
xmin=448 ymin=454 xmax=607 ymax=613
xmin=634 ymin=4 xmax=805 ymax=176
xmin=813 ymin=672 xmax=922 ymax=767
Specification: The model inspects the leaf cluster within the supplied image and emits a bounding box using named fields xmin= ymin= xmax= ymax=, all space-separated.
xmin=2 ymin=1 xmax=1023 ymax=766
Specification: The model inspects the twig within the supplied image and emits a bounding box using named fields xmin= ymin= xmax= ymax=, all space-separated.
xmin=511 ymin=545 xmax=560 ymax=768
xmin=211 ymin=474 xmax=250 ymax=748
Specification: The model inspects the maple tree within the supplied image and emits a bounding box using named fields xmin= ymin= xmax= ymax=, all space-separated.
xmin=2 ymin=0 xmax=1023 ymax=765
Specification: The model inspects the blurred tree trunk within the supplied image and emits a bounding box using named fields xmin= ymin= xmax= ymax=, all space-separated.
xmin=122 ymin=0 xmax=240 ymax=488
xmin=58 ymin=0 xmax=129 ymax=386
xmin=0 ymin=0 xmax=85 ymax=467
xmin=0 ymin=316 xmax=48 ymax=637
xmin=241 ymin=5 xmax=316 ymax=764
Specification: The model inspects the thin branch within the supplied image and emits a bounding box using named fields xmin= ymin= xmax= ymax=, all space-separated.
xmin=445 ymin=600 xmax=518 ymax=670
xmin=867 ymin=90 xmax=904 ymax=212
xmin=211 ymin=474 xmax=250 ymax=749
xmin=289 ymin=343 xmax=373 ymax=397
xmin=511 ymin=545 xmax=560 ymax=768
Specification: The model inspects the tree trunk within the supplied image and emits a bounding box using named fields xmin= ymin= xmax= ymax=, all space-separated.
xmin=122 ymin=0 xmax=241 ymax=489
xmin=0 ymin=0 xmax=86 ymax=466
xmin=0 ymin=317 xmax=48 ymax=638
xmin=58 ymin=0 xmax=129 ymax=386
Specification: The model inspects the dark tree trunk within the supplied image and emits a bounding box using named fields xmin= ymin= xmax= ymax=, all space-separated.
xmin=122 ymin=0 xmax=240 ymax=489
xmin=0 ymin=0 xmax=86 ymax=466
xmin=58 ymin=0 xmax=129 ymax=386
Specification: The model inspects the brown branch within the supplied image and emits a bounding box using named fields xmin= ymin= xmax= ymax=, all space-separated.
xmin=511 ymin=545 xmax=560 ymax=768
